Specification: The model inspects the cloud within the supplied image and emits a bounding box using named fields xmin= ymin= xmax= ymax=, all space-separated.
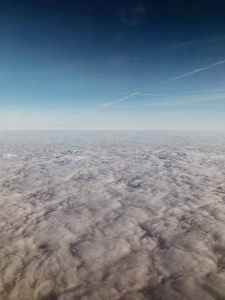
xmin=138 ymin=93 xmax=162 ymax=97
xmin=99 ymin=92 xmax=139 ymax=109
xmin=120 ymin=4 xmax=146 ymax=26
xmin=1 ymin=131 xmax=225 ymax=299
xmin=162 ymin=59 xmax=225 ymax=83
xmin=138 ymin=92 xmax=225 ymax=107
xmin=171 ymin=35 xmax=225 ymax=49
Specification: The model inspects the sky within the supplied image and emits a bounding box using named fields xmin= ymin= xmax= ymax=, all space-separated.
xmin=0 ymin=0 xmax=225 ymax=130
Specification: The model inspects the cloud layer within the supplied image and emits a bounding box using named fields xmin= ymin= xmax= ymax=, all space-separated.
xmin=0 ymin=130 xmax=225 ymax=300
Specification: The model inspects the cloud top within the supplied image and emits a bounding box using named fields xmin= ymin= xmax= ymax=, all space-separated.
xmin=0 ymin=130 xmax=225 ymax=299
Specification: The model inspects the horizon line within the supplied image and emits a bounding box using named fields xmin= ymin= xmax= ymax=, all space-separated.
xmin=0 ymin=128 xmax=225 ymax=131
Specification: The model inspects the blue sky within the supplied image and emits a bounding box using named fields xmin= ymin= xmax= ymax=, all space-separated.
xmin=1 ymin=0 xmax=225 ymax=129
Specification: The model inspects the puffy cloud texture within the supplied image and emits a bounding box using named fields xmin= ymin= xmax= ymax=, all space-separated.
xmin=0 ymin=130 xmax=225 ymax=300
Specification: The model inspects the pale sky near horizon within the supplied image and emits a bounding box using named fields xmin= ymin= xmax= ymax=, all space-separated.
xmin=1 ymin=0 xmax=225 ymax=130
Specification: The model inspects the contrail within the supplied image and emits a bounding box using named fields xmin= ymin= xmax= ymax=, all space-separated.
xmin=138 ymin=93 xmax=162 ymax=96
xmin=162 ymin=59 xmax=225 ymax=83
xmin=171 ymin=35 xmax=225 ymax=49
xmin=99 ymin=92 xmax=139 ymax=109
xmin=94 ymin=59 xmax=225 ymax=111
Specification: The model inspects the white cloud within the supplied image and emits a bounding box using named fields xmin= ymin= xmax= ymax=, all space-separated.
xmin=98 ymin=92 xmax=139 ymax=109
xmin=162 ymin=59 xmax=225 ymax=83
xmin=1 ymin=131 xmax=225 ymax=299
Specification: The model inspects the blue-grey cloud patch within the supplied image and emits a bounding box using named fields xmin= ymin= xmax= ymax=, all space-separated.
xmin=0 ymin=130 xmax=225 ymax=299
xmin=120 ymin=4 xmax=146 ymax=26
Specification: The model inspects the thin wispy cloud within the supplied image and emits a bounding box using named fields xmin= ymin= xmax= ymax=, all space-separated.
xmin=98 ymin=92 xmax=139 ymax=109
xmin=137 ymin=92 xmax=225 ymax=108
xmin=120 ymin=4 xmax=146 ymax=27
xmin=138 ymin=93 xmax=162 ymax=96
xmin=171 ymin=35 xmax=225 ymax=49
xmin=97 ymin=89 xmax=225 ymax=112
xmin=162 ymin=59 xmax=225 ymax=83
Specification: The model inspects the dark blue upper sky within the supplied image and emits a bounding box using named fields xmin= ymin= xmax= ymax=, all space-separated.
xmin=1 ymin=0 xmax=225 ymax=129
